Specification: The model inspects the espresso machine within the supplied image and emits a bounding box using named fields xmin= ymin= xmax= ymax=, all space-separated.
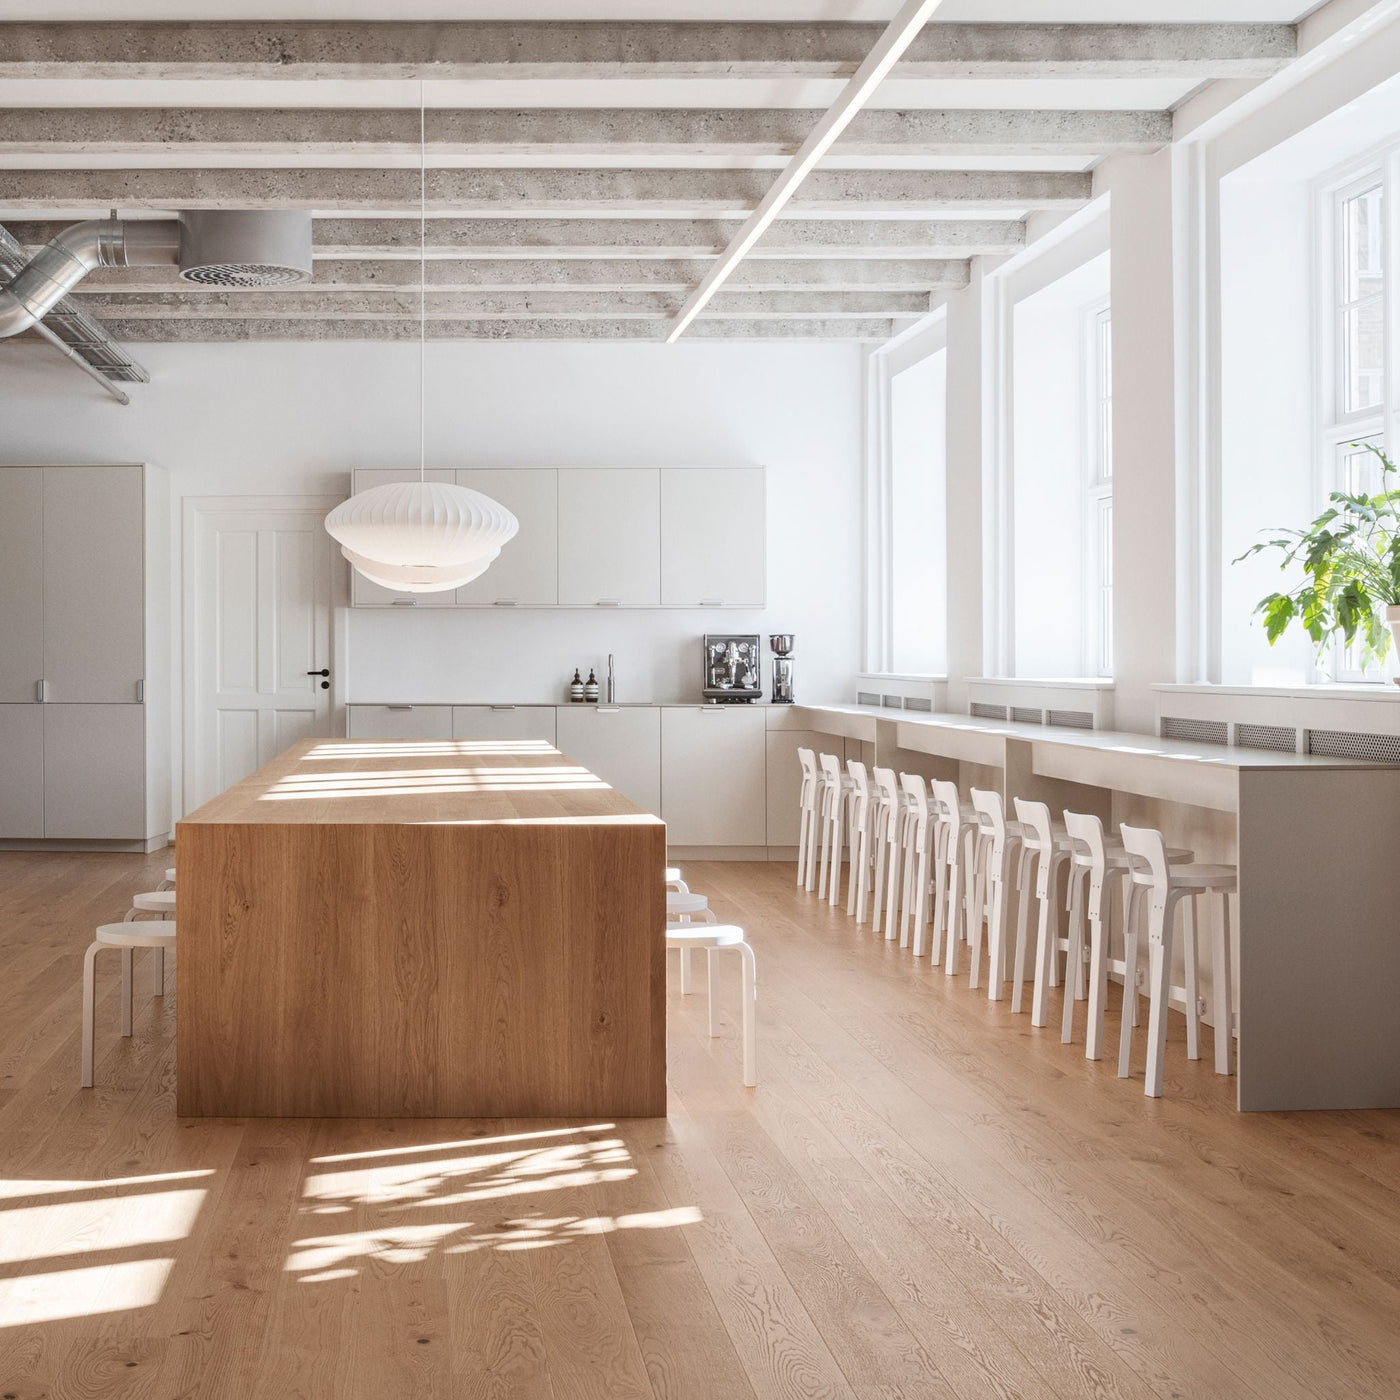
xmin=702 ymin=634 xmax=762 ymax=703
xmin=769 ymin=633 xmax=795 ymax=704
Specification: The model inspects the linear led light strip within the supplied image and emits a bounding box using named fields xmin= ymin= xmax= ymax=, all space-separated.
xmin=666 ymin=0 xmax=948 ymax=343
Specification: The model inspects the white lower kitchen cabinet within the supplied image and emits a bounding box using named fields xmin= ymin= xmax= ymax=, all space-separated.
xmin=43 ymin=704 xmax=147 ymax=840
xmin=0 ymin=704 xmax=44 ymax=838
xmin=662 ymin=706 xmax=766 ymax=846
xmin=452 ymin=705 xmax=557 ymax=744
xmin=555 ymin=705 xmax=661 ymax=815
xmin=346 ymin=705 xmax=453 ymax=740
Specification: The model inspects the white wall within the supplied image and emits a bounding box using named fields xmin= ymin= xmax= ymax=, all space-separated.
xmin=0 ymin=338 xmax=863 ymax=710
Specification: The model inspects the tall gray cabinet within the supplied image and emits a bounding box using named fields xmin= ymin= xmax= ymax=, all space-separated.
xmin=0 ymin=465 xmax=171 ymax=849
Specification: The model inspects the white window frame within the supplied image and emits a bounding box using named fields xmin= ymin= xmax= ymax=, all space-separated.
xmin=1082 ymin=300 xmax=1114 ymax=678
xmin=863 ymin=313 xmax=949 ymax=676
xmin=1314 ymin=152 xmax=1393 ymax=680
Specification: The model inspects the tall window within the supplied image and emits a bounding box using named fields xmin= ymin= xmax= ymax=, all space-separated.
xmin=1322 ymin=172 xmax=1387 ymax=677
xmin=1086 ymin=303 xmax=1113 ymax=676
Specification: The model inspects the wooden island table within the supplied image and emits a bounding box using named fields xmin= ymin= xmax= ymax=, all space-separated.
xmin=175 ymin=737 xmax=666 ymax=1118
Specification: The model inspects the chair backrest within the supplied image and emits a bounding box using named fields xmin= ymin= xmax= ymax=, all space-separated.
xmin=818 ymin=752 xmax=843 ymax=784
xmin=929 ymin=778 xmax=963 ymax=829
xmin=898 ymin=770 xmax=928 ymax=816
xmin=847 ymin=759 xmax=870 ymax=798
xmin=1012 ymin=796 xmax=1053 ymax=851
xmin=969 ymin=786 xmax=1004 ymax=838
xmin=1063 ymin=809 xmax=1108 ymax=875
xmin=798 ymin=746 xmax=817 ymax=779
xmin=797 ymin=746 xmax=818 ymax=806
xmin=1119 ymin=822 xmax=1169 ymax=888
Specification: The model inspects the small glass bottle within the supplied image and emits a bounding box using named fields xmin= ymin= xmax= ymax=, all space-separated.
xmin=585 ymin=668 xmax=600 ymax=703
xmin=569 ymin=668 xmax=585 ymax=703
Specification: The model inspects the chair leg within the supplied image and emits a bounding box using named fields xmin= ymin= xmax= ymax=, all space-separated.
xmin=1212 ymin=893 xmax=1235 ymax=1076
xmin=707 ymin=948 xmax=720 ymax=1038
xmin=1183 ymin=896 xmax=1202 ymax=1061
xmin=120 ymin=947 xmax=133 ymax=1038
xmin=796 ymin=805 xmax=809 ymax=887
xmin=870 ymin=818 xmax=888 ymax=934
xmin=738 ymin=942 xmax=758 ymax=1088
xmin=986 ymin=872 xmax=1007 ymax=1001
xmin=911 ymin=846 xmax=931 ymax=958
xmin=1118 ymin=886 xmax=1143 ymax=1078
xmin=1009 ymin=849 xmax=1033 ymax=1013
xmin=1060 ymin=880 xmax=1087 ymax=1045
xmin=930 ymin=830 xmax=949 ymax=966
xmin=155 ymin=945 xmax=166 ymax=997
xmin=81 ymin=941 xmax=100 ymax=1088
xmin=827 ymin=800 xmax=844 ymax=907
xmin=1030 ymin=861 xmax=1054 ymax=1027
xmin=884 ymin=834 xmax=903 ymax=942
xmin=1085 ymin=892 xmax=1111 ymax=1061
xmin=943 ymin=858 xmax=963 ymax=976
xmin=1144 ymin=897 xmax=1177 ymax=1098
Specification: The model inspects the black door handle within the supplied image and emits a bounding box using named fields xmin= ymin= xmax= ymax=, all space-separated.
xmin=306 ymin=669 xmax=330 ymax=677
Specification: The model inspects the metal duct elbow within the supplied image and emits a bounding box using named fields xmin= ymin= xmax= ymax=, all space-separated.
xmin=0 ymin=217 xmax=180 ymax=339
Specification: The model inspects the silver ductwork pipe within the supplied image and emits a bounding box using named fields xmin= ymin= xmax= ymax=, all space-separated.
xmin=0 ymin=217 xmax=180 ymax=339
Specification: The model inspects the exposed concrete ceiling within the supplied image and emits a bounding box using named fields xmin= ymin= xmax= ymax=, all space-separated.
xmin=0 ymin=5 xmax=1320 ymax=352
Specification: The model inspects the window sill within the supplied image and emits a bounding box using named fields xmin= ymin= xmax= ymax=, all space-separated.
xmin=858 ymin=671 xmax=949 ymax=684
xmin=1154 ymin=682 xmax=1400 ymax=701
xmin=971 ymin=676 xmax=1115 ymax=691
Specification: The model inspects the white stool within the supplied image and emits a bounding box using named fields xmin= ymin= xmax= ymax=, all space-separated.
xmin=665 ymin=923 xmax=758 ymax=1086
xmin=81 ymin=920 xmax=177 ymax=1088
xmin=845 ymin=761 xmax=876 ymax=923
xmin=126 ymin=889 xmax=175 ymax=994
xmin=968 ymin=789 xmax=1027 ymax=1000
xmin=158 ymin=866 xmax=176 ymax=891
xmin=795 ymin=748 xmax=821 ymax=890
xmin=897 ymin=773 xmax=934 ymax=955
xmin=930 ymin=780 xmax=978 ymax=977
xmin=1011 ymin=799 xmax=1076 ymax=1020
xmin=869 ymin=765 xmax=906 ymax=938
xmin=1120 ymin=825 xmax=1237 ymax=1098
xmin=665 ymin=866 xmax=688 ymax=893
xmin=667 ymin=889 xmax=717 ymax=994
xmin=815 ymin=752 xmax=852 ymax=905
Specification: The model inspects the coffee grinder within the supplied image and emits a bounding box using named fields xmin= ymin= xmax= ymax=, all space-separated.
xmin=769 ymin=633 xmax=795 ymax=704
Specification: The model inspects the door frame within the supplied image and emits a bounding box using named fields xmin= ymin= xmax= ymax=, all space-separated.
xmin=180 ymin=495 xmax=347 ymax=821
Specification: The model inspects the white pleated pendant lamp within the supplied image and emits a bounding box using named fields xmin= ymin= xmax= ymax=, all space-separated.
xmin=326 ymin=85 xmax=517 ymax=593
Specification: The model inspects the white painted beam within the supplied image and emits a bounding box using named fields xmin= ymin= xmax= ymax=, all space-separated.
xmin=669 ymin=0 xmax=946 ymax=342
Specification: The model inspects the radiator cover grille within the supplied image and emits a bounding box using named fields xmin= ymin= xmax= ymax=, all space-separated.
xmin=1307 ymin=729 xmax=1400 ymax=763
xmin=1161 ymin=716 xmax=1228 ymax=745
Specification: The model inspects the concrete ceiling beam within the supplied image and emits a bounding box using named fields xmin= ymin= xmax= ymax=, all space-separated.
xmin=72 ymin=287 xmax=932 ymax=318
xmin=0 ymin=167 xmax=1093 ymax=216
xmin=95 ymin=315 xmax=896 ymax=341
xmin=7 ymin=216 xmax=1023 ymax=259
xmin=0 ymin=109 xmax=1164 ymax=163
xmin=0 ymin=22 xmax=1297 ymax=81
xmin=77 ymin=256 xmax=970 ymax=292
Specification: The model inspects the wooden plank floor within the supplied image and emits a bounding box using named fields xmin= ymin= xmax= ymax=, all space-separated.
xmin=2 ymin=849 xmax=1399 ymax=1398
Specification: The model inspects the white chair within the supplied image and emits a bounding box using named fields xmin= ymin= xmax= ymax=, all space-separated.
xmin=665 ymin=923 xmax=758 ymax=1086
xmin=815 ymin=752 xmax=851 ymax=905
xmin=930 ymin=779 xmax=978 ymax=976
xmin=968 ymin=789 xmax=1027 ymax=1000
xmin=897 ymin=773 xmax=934 ymax=955
xmin=1011 ymin=799 xmax=1076 ymax=1020
xmin=667 ymin=889 xmax=717 ymax=994
xmin=1119 ymin=824 xmax=1237 ymax=1098
xmin=869 ymin=765 xmax=906 ymax=939
xmin=845 ymin=761 xmax=876 ymax=923
xmin=795 ymin=748 xmax=821 ymax=890
xmin=81 ymin=920 xmax=177 ymax=1087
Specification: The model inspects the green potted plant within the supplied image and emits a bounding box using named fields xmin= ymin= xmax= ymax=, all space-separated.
xmin=1237 ymin=443 xmax=1400 ymax=678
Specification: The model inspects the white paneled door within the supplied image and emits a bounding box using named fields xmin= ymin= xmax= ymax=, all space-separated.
xmin=185 ymin=499 xmax=338 ymax=811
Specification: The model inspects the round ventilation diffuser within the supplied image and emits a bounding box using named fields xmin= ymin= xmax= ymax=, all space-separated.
xmin=178 ymin=211 xmax=313 ymax=288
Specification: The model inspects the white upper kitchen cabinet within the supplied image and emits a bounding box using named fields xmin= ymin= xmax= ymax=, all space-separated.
xmin=455 ymin=469 xmax=558 ymax=607
xmin=348 ymin=469 xmax=457 ymax=609
xmin=660 ymin=468 xmax=766 ymax=608
xmin=43 ymin=465 xmax=145 ymax=703
xmin=556 ymin=469 xmax=661 ymax=607
xmin=661 ymin=705 xmax=766 ymax=846
xmin=0 ymin=467 xmax=44 ymax=705
xmin=555 ymin=705 xmax=661 ymax=814
xmin=452 ymin=705 xmax=557 ymax=745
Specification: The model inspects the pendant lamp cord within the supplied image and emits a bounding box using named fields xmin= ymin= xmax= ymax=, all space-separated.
xmin=419 ymin=81 xmax=426 ymax=483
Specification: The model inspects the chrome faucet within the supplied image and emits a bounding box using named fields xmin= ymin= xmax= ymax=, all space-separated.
xmin=606 ymin=653 xmax=616 ymax=704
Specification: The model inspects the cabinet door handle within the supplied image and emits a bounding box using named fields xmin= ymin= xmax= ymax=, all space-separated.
xmin=391 ymin=598 xmax=418 ymax=607
xmin=136 ymin=679 xmax=144 ymax=703
xmin=36 ymin=679 xmax=48 ymax=703
xmin=596 ymin=598 xmax=621 ymax=607
xmin=494 ymin=599 xmax=518 ymax=607
xmin=490 ymin=705 xmax=516 ymax=711
xmin=700 ymin=598 xmax=724 ymax=607
xmin=386 ymin=705 xmax=414 ymax=711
